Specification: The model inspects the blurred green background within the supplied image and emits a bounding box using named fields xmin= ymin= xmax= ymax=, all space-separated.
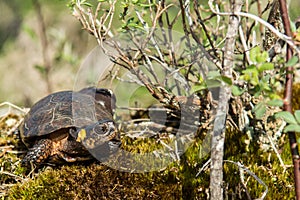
xmin=0 ymin=0 xmax=299 ymax=107
xmin=0 ymin=0 xmax=96 ymax=106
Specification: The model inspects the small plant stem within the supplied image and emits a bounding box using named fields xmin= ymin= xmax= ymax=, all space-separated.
xmin=278 ymin=0 xmax=300 ymax=198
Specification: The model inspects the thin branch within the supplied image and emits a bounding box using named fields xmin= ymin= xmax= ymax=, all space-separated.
xmin=238 ymin=163 xmax=252 ymax=200
xmin=208 ymin=1 xmax=300 ymax=57
xmin=0 ymin=102 xmax=29 ymax=115
xmin=192 ymin=0 xmax=219 ymax=59
xmin=0 ymin=170 xmax=24 ymax=181
xmin=239 ymin=25 xmax=251 ymax=64
xmin=265 ymin=122 xmax=287 ymax=170
xmin=278 ymin=0 xmax=300 ymax=198
xmin=196 ymin=158 xmax=211 ymax=177
xmin=183 ymin=0 xmax=193 ymax=27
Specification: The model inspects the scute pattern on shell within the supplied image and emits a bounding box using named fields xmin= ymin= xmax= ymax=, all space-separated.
xmin=21 ymin=90 xmax=113 ymax=145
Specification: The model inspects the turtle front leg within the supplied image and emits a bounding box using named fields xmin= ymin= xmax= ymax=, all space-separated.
xmin=22 ymin=139 xmax=53 ymax=166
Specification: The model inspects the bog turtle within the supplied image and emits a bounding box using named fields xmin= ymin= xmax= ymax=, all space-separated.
xmin=19 ymin=87 xmax=120 ymax=166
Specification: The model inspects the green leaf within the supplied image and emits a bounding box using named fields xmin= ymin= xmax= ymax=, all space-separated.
xmin=191 ymin=84 xmax=206 ymax=93
xmin=260 ymin=81 xmax=272 ymax=92
xmin=207 ymin=71 xmax=221 ymax=78
xmin=231 ymin=85 xmax=245 ymax=96
xmin=286 ymin=56 xmax=299 ymax=67
xmin=249 ymin=46 xmax=260 ymax=63
xmin=253 ymin=102 xmax=266 ymax=119
xmin=258 ymin=63 xmax=274 ymax=72
xmin=294 ymin=110 xmax=300 ymax=124
xmin=139 ymin=3 xmax=155 ymax=7
xmin=255 ymin=51 xmax=268 ymax=63
xmin=284 ymin=124 xmax=300 ymax=133
xmin=82 ymin=1 xmax=92 ymax=7
xmin=242 ymin=65 xmax=257 ymax=73
xmin=221 ymin=76 xmax=232 ymax=85
xmin=275 ymin=111 xmax=298 ymax=124
xmin=205 ymin=79 xmax=221 ymax=88
xmin=241 ymin=65 xmax=259 ymax=86
xmin=269 ymin=93 xmax=281 ymax=100
xmin=250 ymin=75 xmax=259 ymax=86
xmin=267 ymin=99 xmax=283 ymax=107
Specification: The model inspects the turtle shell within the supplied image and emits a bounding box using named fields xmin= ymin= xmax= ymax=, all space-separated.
xmin=20 ymin=89 xmax=114 ymax=147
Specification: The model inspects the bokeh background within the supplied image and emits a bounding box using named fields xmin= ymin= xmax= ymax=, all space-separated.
xmin=0 ymin=0 xmax=299 ymax=107
xmin=0 ymin=0 xmax=97 ymax=106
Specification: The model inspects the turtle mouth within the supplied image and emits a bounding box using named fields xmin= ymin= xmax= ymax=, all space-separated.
xmin=108 ymin=139 xmax=121 ymax=153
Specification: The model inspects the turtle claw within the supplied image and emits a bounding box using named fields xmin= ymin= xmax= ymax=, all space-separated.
xmin=21 ymin=139 xmax=52 ymax=166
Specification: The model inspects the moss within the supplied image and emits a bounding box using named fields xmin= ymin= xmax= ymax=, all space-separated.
xmin=8 ymin=163 xmax=183 ymax=200
xmin=223 ymin=128 xmax=294 ymax=199
xmin=3 ymin=83 xmax=300 ymax=199
xmin=0 ymin=120 xmax=295 ymax=199
xmin=2 ymin=127 xmax=295 ymax=199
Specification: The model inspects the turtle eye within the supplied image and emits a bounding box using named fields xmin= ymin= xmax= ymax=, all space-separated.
xmin=94 ymin=123 xmax=108 ymax=134
xmin=100 ymin=124 xmax=108 ymax=132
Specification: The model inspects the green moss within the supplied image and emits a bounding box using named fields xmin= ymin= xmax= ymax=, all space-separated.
xmin=3 ymin=126 xmax=295 ymax=199
xmin=4 ymin=82 xmax=300 ymax=199
xmin=223 ymin=127 xmax=295 ymax=199
xmin=9 ymin=163 xmax=183 ymax=200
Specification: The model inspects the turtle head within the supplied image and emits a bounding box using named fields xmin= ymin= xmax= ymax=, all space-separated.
xmin=71 ymin=119 xmax=121 ymax=158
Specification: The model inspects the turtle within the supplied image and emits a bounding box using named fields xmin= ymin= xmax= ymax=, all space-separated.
xmin=19 ymin=87 xmax=120 ymax=166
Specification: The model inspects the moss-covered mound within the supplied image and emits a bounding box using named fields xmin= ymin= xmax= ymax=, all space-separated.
xmin=8 ymin=163 xmax=183 ymax=200
xmin=4 ymin=129 xmax=295 ymax=199
xmin=1 ymin=82 xmax=299 ymax=200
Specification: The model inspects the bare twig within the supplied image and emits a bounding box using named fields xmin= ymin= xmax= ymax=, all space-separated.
xmin=238 ymin=163 xmax=252 ymax=200
xmin=278 ymin=0 xmax=300 ymax=198
xmin=224 ymin=160 xmax=268 ymax=200
xmin=265 ymin=122 xmax=287 ymax=170
xmin=192 ymin=0 xmax=219 ymax=59
xmin=256 ymin=0 xmax=263 ymax=36
xmin=196 ymin=158 xmax=211 ymax=177
xmin=209 ymin=0 xmax=243 ymax=199
xmin=0 ymin=102 xmax=28 ymax=116
xmin=0 ymin=170 xmax=24 ymax=181
xmin=208 ymin=0 xmax=300 ymax=57
xmin=239 ymin=25 xmax=251 ymax=64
